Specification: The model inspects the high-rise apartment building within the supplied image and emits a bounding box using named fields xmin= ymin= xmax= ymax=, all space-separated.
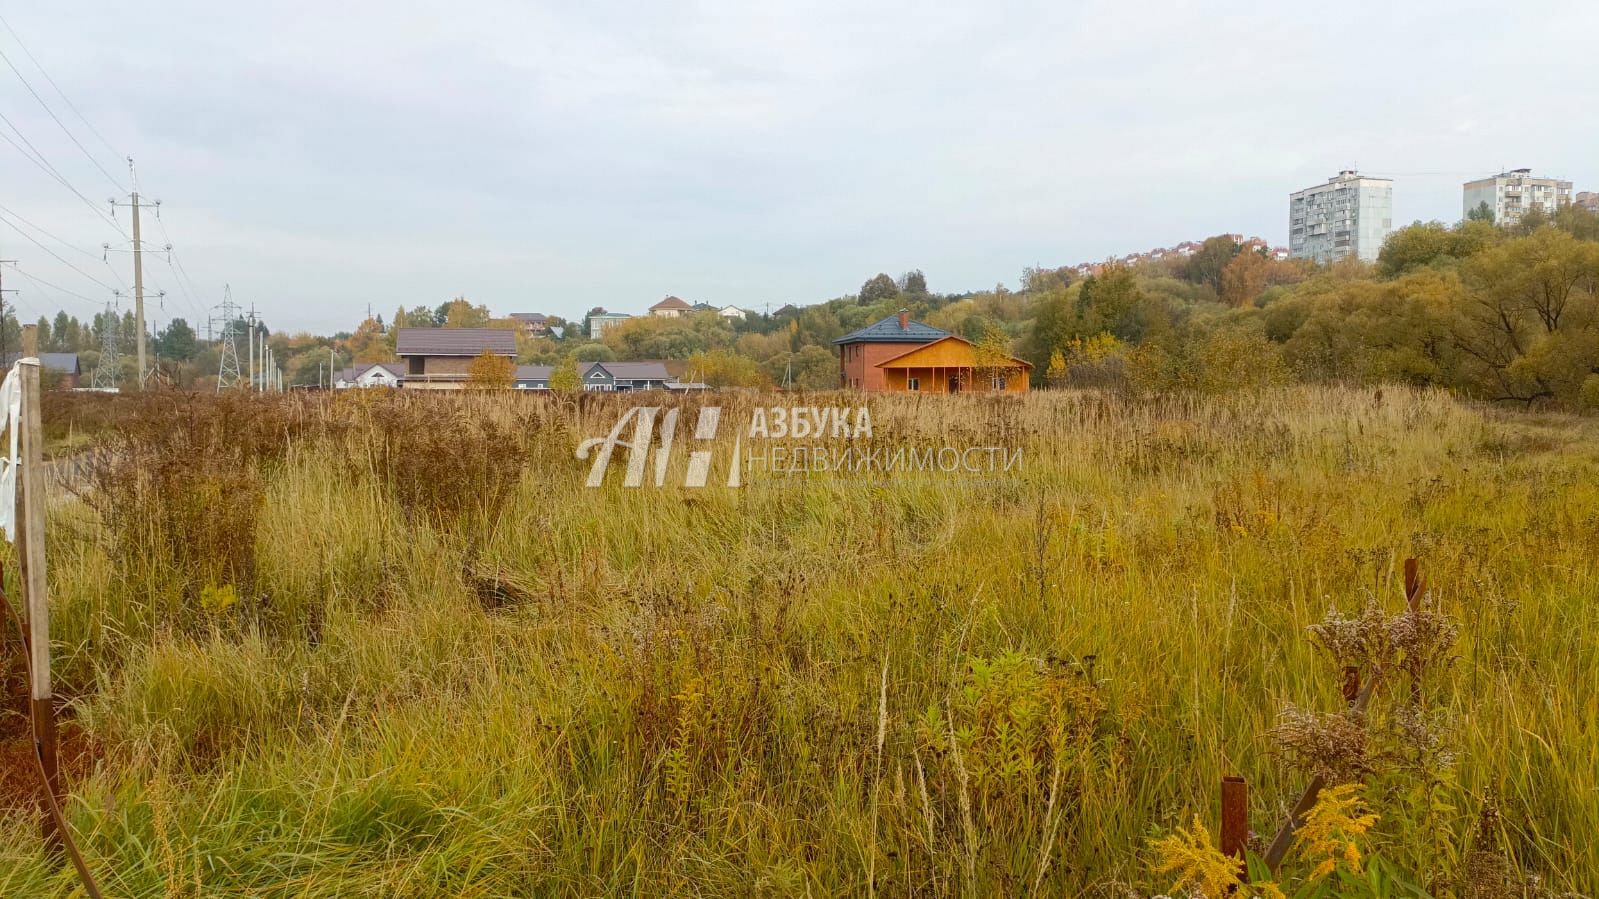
xmin=1462 ymin=169 xmax=1572 ymax=227
xmin=1575 ymin=191 xmax=1598 ymax=214
xmin=1289 ymin=171 xmax=1393 ymax=265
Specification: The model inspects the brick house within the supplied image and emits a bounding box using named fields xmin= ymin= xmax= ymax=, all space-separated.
xmin=833 ymin=311 xmax=1029 ymax=393
xmin=395 ymin=328 xmax=516 ymax=390
xmin=834 ymin=311 xmax=952 ymax=391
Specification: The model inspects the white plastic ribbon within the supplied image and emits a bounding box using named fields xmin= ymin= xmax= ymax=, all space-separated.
xmin=0 ymin=360 xmax=23 ymax=541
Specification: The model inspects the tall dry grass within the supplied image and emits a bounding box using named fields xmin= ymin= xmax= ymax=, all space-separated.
xmin=1 ymin=385 xmax=1596 ymax=896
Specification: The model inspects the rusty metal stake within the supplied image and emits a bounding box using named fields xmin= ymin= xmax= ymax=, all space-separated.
xmin=1221 ymin=776 xmax=1249 ymax=885
xmin=1342 ymin=665 xmax=1361 ymax=705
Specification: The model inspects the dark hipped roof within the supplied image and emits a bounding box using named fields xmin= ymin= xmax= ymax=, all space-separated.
xmin=832 ymin=314 xmax=949 ymax=345
xmin=395 ymin=328 xmax=515 ymax=356
xmin=1 ymin=352 xmax=80 ymax=374
xmin=509 ymin=312 xmax=548 ymax=323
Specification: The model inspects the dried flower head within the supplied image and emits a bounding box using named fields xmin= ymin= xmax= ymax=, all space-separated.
xmin=1388 ymin=605 xmax=1459 ymax=682
xmin=1268 ymin=705 xmax=1370 ymax=781
xmin=1307 ymin=602 xmax=1391 ymax=670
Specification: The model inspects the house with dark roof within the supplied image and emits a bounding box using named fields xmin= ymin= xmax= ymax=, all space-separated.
xmin=333 ymin=362 xmax=406 ymax=389
xmin=395 ymin=328 xmax=516 ymax=390
xmin=833 ymin=310 xmax=1029 ymax=393
xmin=509 ymin=312 xmax=551 ymax=336
xmin=833 ymin=310 xmax=951 ymax=391
xmin=649 ymin=295 xmax=693 ymax=318
xmin=513 ymin=360 xmax=677 ymax=392
xmin=2 ymin=353 xmax=81 ymax=389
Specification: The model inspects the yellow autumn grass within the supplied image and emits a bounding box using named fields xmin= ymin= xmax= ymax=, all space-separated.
xmin=0 ymin=384 xmax=1595 ymax=896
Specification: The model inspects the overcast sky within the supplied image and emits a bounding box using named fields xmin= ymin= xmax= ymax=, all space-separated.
xmin=2 ymin=1 xmax=1596 ymax=334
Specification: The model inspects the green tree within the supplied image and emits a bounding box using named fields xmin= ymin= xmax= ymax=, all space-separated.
xmin=1181 ymin=235 xmax=1241 ymax=292
xmin=157 ymin=318 xmax=198 ymax=362
xmin=1466 ymin=200 xmax=1495 ymax=224
xmin=900 ymin=269 xmax=928 ymax=296
xmin=858 ymin=273 xmax=899 ymax=305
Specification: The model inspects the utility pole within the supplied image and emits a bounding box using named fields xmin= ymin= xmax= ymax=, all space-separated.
xmin=110 ymin=160 xmax=157 ymax=386
xmin=246 ymin=305 xmax=256 ymax=391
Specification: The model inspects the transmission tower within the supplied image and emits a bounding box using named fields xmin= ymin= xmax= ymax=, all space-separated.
xmin=93 ymin=299 xmax=122 ymax=389
xmin=214 ymin=284 xmax=243 ymax=392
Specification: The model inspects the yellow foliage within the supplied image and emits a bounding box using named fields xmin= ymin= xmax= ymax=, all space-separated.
xmin=1150 ymin=815 xmax=1242 ymax=898
xmin=1296 ymin=783 xmax=1378 ymax=880
xmin=199 ymin=583 xmax=238 ymax=615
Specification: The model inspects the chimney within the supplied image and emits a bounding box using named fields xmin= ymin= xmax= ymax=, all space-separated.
xmin=898 ymin=308 xmax=909 ymax=330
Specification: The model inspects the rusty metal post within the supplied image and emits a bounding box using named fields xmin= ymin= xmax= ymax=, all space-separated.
xmin=1221 ymin=776 xmax=1249 ymax=884
xmin=1404 ymin=557 xmax=1423 ymax=706
xmin=1342 ymin=665 xmax=1361 ymax=705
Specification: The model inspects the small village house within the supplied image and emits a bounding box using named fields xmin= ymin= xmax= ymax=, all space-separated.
xmin=833 ymin=310 xmax=1030 ymax=393
xmin=2 ymin=352 xmax=81 ymax=389
xmin=333 ymin=361 xmax=405 ymax=389
xmin=648 ymin=296 xmax=693 ymax=318
xmin=587 ymin=309 xmax=631 ymax=338
xmin=514 ymin=360 xmax=680 ymax=392
xmin=509 ymin=312 xmax=551 ymax=336
xmin=395 ymin=328 xmax=516 ymax=390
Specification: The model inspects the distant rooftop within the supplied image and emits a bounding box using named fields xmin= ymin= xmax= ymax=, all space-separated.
xmin=833 ymin=313 xmax=949 ymax=345
xmin=395 ymin=328 xmax=515 ymax=356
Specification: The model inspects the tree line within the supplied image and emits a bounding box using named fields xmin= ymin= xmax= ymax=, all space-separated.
xmin=18 ymin=203 xmax=1599 ymax=406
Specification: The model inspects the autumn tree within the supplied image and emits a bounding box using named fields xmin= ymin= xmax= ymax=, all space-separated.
xmin=1220 ymin=250 xmax=1271 ymax=306
xmin=971 ymin=325 xmax=1021 ymax=391
xmin=548 ymin=355 xmax=582 ymax=393
xmin=1181 ymin=235 xmax=1241 ymax=293
xmin=466 ymin=348 xmax=514 ymax=389
xmin=687 ymin=349 xmax=767 ymax=387
xmin=1452 ymin=227 xmax=1599 ymax=405
xmin=442 ymin=297 xmax=491 ymax=328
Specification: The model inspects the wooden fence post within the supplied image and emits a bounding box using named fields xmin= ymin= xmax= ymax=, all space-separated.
xmin=1221 ymin=775 xmax=1249 ymax=884
xmin=15 ymin=357 xmax=60 ymax=848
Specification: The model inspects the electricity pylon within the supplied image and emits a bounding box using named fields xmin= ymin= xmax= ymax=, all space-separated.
xmin=92 ymin=299 xmax=121 ymax=389
xmin=214 ymin=284 xmax=243 ymax=392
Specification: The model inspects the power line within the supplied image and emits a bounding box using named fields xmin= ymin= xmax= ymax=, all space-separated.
xmin=151 ymin=211 xmax=207 ymax=324
xmin=0 ymin=12 xmax=122 ymax=163
xmin=0 ymin=200 xmax=107 ymax=262
xmin=4 ymin=264 xmax=105 ymax=310
xmin=0 ymin=44 xmax=125 ymax=193
xmin=0 ymin=208 xmax=120 ymax=293
xmin=0 ymin=110 xmax=127 ymax=238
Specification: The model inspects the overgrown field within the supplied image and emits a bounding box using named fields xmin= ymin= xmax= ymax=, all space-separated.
xmin=1 ymin=387 xmax=1596 ymax=897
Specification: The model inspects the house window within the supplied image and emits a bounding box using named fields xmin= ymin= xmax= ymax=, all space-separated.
xmin=907 ymin=377 xmax=920 ymax=391
xmin=991 ymin=376 xmax=1007 ymax=390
